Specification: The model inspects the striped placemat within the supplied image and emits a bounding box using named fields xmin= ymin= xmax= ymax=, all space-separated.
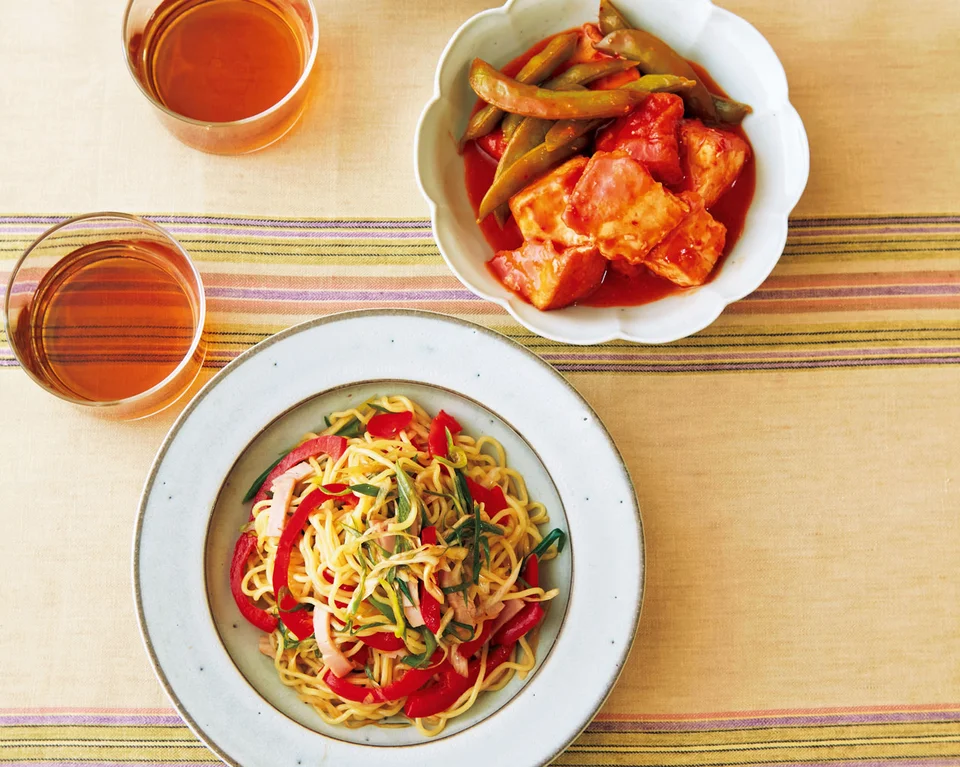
xmin=1 ymin=215 xmax=959 ymax=374
xmin=3 ymin=706 xmax=959 ymax=765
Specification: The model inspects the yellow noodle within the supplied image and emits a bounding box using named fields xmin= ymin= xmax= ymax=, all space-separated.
xmin=236 ymin=396 xmax=559 ymax=733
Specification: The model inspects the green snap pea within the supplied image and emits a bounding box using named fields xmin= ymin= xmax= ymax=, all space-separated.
xmin=595 ymin=28 xmax=718 ymax=121
xmin=543 ymin=118 xmax=604 ymax=151
xmin=712 ymin=94 xmax=753 ymax=124
xmin=477 ymin=137 xmax=588 ymax=222
xmin=598 ymin=0 xmax=631 ymax=36
xmin=459 ymin=32 xmax=578 ymax=149
xmin=492 ymin=116 xmax=552 ymax=224
xmin=620 ymin=73 xmax=698 ymax=94
xmin=469 ymin=59 xmax=645 ymax=120
xmin=501 ymin=59 xmax=639 ymax=141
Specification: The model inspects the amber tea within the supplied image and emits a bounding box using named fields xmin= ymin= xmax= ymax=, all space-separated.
xmin=5 ymin=214 xmax=206 ymax=419
xmin=124 ymin=0 xmax=318 ymax=153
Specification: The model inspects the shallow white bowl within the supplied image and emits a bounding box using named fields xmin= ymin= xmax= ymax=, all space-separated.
xmin=415 ymin=0 xmax=809 ymax=345
xmin=135 ymin=310 xmax=643 ymax=766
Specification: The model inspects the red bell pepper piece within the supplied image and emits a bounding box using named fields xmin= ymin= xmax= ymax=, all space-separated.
xmin=359 ymin=632 xmax=407 ymax=652
xmin=272 ymin=484 xmax=356 ymax=612
xmin=251 ymin=435 xmax=347 ymax=504
xmin=403 ymin=643 xmax=515 ymax=719
xmin=229 ymin=533 xmax=278 ymax=634
xmin=457 ymin=621 xmax=493 ymax=659
xmin=465 ymin=477 xmax=509 ymax=516
xmin=427 ymin=410 xmax=462 ymax=458
xmin=476 ymin=129 xmax=507 ymax=161
xmin=418 ymin=527 xmax=443 ymax=633
xmin=492 ymin=603 xmax=544 ymax=646
xmin=379 ymin=651 xmax=446 ymax=701
xmin=523 ymin=554 xmax=539 ymax=589
xmin=279 ymin=607 xmax=314 ymax=641
xmin=323 ymin=670 xmax=386 ymax=704
xmin=367 ymin=410 xmax=414 ymax=439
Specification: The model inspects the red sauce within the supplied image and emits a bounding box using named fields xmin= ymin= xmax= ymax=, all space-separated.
xmin=462 ymin=35 xmax=756 ymax=309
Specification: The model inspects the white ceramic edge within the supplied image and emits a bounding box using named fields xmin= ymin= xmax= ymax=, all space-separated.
xmin=413 ymin=0 xmax=810 ymax=345
xmin=133 ymin=309 xmax=644 ymax=767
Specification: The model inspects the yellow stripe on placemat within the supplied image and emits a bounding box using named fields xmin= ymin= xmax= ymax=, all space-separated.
xmin=2 ymin=708 xmax=960 ymax=765
xmin=1 ymin=215 xmax=958 ymax=374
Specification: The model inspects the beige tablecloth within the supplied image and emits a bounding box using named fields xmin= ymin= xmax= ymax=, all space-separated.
xmin=1 ymin=1 xmax=959 ymax=764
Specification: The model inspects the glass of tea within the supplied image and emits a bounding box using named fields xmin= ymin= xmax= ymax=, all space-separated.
xmin=4 ymin=213 xmax=206 ymax=420
xmin=122 ymin=0 xmax=319 ymax=154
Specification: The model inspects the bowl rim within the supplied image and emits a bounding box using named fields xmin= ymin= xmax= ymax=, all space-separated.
xmin=413 ymin=0 xmax=810 ymax=345
xmin=133 ymin=308 xmax=645 ymax=765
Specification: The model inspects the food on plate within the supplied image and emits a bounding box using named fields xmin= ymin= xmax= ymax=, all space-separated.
xmin=229 ymin=396 xmax=565 ymax=736
xmin=460 ymin=0 xmax=756 ymax=311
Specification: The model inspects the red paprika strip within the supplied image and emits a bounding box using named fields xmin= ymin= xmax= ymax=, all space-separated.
xmin=457 ymin=621 xmax=493 ymax=659
xmin=379 ymin=651 xmax=446 ymax=701
xmin=251 ymin=435 xmax=347 ymax=504
xmin=279 ymin=608 xmax=314 ymax=641
xmin=359 ymin=632 xmax=407 ymax=652
xmin=523 ymin=554 xmax=539 ymax=589
xmin=403 ymin=643 xmax=515 ymax=719
xmin=492 ymin=603 xmax=544 ymax=646
xmin=418 ymin=527 xmax=442 ymax=633
xmin=465 ymin=477 xmax=509 ymax=515
xmin=229 ymin=533 xmax=278 ymax=634
xmin=367 ymin=411 xmax=414 ymax=439
xmin=427 ymin=410 xmax=462 ymax=458
xmin=323 ymin=671 xmax=386 ymax=705
xmin=272 ymin=484 xmax=356 ymax=612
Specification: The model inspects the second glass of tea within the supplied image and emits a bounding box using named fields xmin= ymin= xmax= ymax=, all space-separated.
xmin=4 ymin=214 xmax=206 ymax=420
xmin=123 ymin=0 xmax=319 ymax=154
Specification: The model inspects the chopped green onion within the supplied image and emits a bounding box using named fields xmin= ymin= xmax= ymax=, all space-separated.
xmin=479 ymin=521 xmax=504 ymax=536
xmin=370 ymin=403 xmax=391 ymax=413
xmin=242 ymin=455 xmax=284 ymax=502
xmin=403 ymin=626 xmax=438 ymax=669
xmin=363 ymin=664 xmax=378 ymax=683
xmin=443 ymin=620 xmax=475 ymax=641
xmin=395 ymin=466 xmax=418 ymax=524
xmin=396 ymin=577 xmax=414 ymax=606
xmin=350 ymin=483 xmax=381 ymax=498
xmin=441 ymin=581 xmax=471 ymax=596
xmin=277 ymin=621 xmax=301 ymax=649
xmin=368 ymin=596 xmax=395 ymax=622
xmin=529 ymin=527 xmax=567 ymax=560
xmin=335 ymin=416 xmax=364 ymax=438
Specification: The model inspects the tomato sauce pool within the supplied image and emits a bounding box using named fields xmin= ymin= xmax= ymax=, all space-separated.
xmin=462 ymin=34 xmax=756 ymax=309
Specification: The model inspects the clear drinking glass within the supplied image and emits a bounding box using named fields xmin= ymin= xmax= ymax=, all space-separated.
xmin=122 ymin=0 xmax=320 ymax=154
xmin=4 ymin=213 xmax=206 ymax=420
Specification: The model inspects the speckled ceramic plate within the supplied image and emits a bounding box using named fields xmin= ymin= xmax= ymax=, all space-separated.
xmin=134 ymin=309 xmax=643 ymax=767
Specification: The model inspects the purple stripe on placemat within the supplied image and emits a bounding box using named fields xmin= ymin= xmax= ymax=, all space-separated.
xmin=787 ymin=226 xmax=960 ymax=237
xmin=746 ymin=284 xmax=960 ymax=300
xmin=204 ymin=287 xmax=478 ymax=301
xmin=544 ymin=347 xmax=960 ymax=363
xmin=0 ymin=713 xmax=186 ymax=726
xmin=589 ymin=709 xmax=960 ymax=733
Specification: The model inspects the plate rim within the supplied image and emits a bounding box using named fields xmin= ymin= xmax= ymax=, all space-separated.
xmin=133 ymin=308 xmax=645 ymax=766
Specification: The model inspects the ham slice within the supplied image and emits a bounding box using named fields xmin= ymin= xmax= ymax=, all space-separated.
xmin=402 ymin=587 xmax=425 ymax=628
xmin=440 ymin=569 xmax=477 ymax=624
xmin=263 ymin=462 xmax=314 ymax=536
xmin=314 ymin=608 xmax=353 ymax=679
xmin=489 ymin=599 xmax=525 ymax=637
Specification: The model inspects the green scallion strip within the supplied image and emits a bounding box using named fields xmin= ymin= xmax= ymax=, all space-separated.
xmin=350 ymin=483 xmax=381 ymax=498
xmin=368 ymin=596 xmax=395 ymax=622
xmin=403 ymin=626 xmax=438 ymax=669
xmin=443 ymin=620 xmax=475 ymax=641
xmin=395 ymin=466 xmax=418 ymax=524
xmin=529 ymin=527 xmax=567 ymax=560
xmin=441 ymin=581 xmax=471 ymax=596
xmin=335 ymin=416 xmax=364 ymax=438
xmin=242 ymin=456 xmax=284 ymax=502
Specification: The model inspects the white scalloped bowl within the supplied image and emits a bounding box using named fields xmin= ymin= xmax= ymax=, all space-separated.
xmin=415 ymin=0 xmax=809 ymax=345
